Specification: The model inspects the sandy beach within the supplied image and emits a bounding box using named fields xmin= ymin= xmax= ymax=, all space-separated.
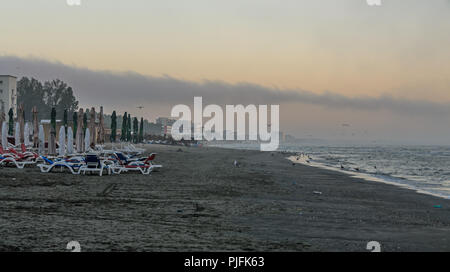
xmin=0 ymin=144 xmax=449 ymax=252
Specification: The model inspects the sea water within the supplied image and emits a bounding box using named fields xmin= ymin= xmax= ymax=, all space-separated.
xmin=210 ymin=142 xmax=450 ymax=199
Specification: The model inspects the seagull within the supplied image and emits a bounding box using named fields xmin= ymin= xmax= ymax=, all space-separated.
xmin=137 ymin=106 xmax=144 ymax=110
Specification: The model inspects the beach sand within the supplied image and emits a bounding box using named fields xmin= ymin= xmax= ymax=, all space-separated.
xmin=0 ymin=144 xmax=449 ymax=252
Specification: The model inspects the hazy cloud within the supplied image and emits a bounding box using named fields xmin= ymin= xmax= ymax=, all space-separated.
xmin=0 ymin=55 xmax=449 ymax=118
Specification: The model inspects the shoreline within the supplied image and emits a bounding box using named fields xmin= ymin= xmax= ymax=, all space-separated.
xmin=208 ymin=143 xmax=450 ymax=200
xmin=287 ymin=155 xmax=450 ymax=201
xmin=1 ymin=144 xmax=449 ymax=251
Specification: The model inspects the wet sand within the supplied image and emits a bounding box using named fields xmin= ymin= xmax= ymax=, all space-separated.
xmin=0 ymin=144 xmax=449 ymax=252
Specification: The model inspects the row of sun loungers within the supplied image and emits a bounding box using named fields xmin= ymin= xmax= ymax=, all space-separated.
xmin=0 ymin=144 xmax=162 ymax=176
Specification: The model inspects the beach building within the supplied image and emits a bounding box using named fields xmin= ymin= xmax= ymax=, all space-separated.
xmin=0 ymin=75 xmax=17 ymax=116
xmin=156 ymin=117 xmax=176 ymax=137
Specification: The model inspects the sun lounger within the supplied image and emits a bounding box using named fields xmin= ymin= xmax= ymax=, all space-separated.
xmin=37 ymin=156 xmax=82 ymax=175
xmin=79 ymin=154 xmax=110 ymax=176
xmin=139 ymin=153 xmax=162 ymax=170
xmin=0 ymin=156 xmax=35 ymax=169
xmin=109 ymin=152 xmax=154 ymax=175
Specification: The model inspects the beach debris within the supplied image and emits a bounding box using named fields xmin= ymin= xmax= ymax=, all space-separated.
xmin=97 ymin=183 xmax=117 ymax=197
xmin=177 ymin=148 xmax=183 ymax=152
xmin=340 ymin=165 xmax=345 ymax=169
xmin=433 ymin=205 xmax=442 ymax=209
xmin=313 ymin=191 xmax=322 ymax=195
xmin=194 ymin=203 xmax=205 ymax=212
xmin=354 ymin=167 xmax=360 ymax=172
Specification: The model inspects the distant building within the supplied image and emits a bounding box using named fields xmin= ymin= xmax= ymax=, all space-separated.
xmin=156 ymin=117 xmax=176 ymax=137
xmin=156 ymin=117 xmax=176 ymax=126
xmin=0 ymin=75 xmax=17 ymax=116
xmin=284 ymin=134 xmax=296 ymax=142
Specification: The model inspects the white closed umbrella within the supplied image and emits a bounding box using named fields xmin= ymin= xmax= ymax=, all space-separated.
xmin=58 ymin=126 xmax=66 ymax=157
xmin=24 ymin=123 xmax=30 ymax=147
xmin=85 ymin=128 xmax=90 ymax=152
xmin=67 ymin=127 xmax=73 ymax=155
xmin=15 ymin=122 xmax=20 ymax=146
xmin=38 ymin=124 xmax=45 ymax=155
xmin=1 ymin=122 xmax=7 ymax=150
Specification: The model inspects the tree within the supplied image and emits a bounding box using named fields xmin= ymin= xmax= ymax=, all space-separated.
xmin=43 ymin=79 xmax=79 ymax=117
xmin=110 ymin=111 xmax=117 ymax=143
xmin=127 ymin=114 xmax=132 ymax=142
xmin=8 ymin=108 xmax=14 ymax=135
xmin=17 ymin=77 xmax=79 ymax=120
xmin=121 ymin=112 xmax=127 ymax=142
xmin=17 ymin=77 xmax=46 ymax=120
xmin=73 ymin=111 xmax=78 ymax=137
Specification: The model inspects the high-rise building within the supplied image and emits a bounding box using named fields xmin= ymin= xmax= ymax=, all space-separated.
xmin=0 ymin=75 xmax=17 ymax=116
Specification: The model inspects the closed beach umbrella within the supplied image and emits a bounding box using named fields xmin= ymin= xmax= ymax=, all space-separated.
xmin=24 ymin=123 xmax=30 ymax=147
xmin=1 ymin=122 xmax=7 ymax=150
xmin=67 ymin=127 xmax=73 ymax=155
xmin=85 ymin=128 xmax=90 ymax=152
xmin=59 ymin=126 xmax=66 ymax=157
xmin=38 ymin=124 xmax=45 ymax=155
xmin=15 ymin=122 xmax=20 ymax=146
xmin=32 ymin=107 xmax=39 ymax=148
xmin=76 ymin=109 xmax=84 ymax=153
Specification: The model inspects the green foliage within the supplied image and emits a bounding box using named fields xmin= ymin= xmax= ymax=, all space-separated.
xmin=17 ymin=77 xmax=79 ymax=121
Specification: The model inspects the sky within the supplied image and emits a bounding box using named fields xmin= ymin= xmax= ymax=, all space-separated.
xmin=1 ymin=0 xmax=450 ymax=144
